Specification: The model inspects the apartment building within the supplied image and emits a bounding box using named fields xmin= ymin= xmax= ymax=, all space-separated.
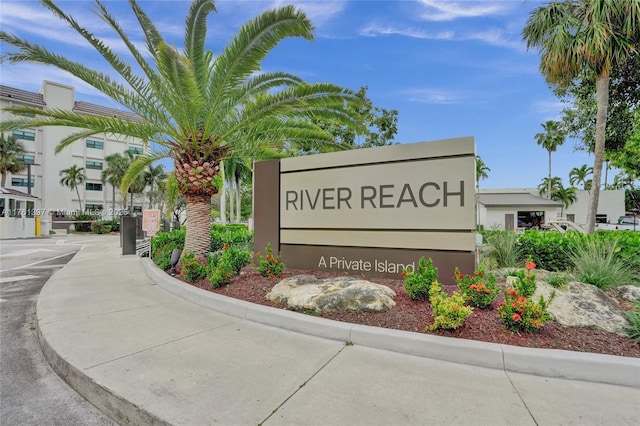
xmin=1 ymin=81 xmax=147 ymax=233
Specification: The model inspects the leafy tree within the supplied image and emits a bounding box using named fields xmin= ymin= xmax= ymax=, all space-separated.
xmin=164 ymin=172 xmax=186 ymax=224
xmin=534 ymin=120 xmax=566 ymax=199
xmin=475 ymin=155 xmax=490 ymax=190
xmin=0 ymin=0 xmax=364 ymax=258
xmin=554 ymin=186 xmax=578 ymax=216
xmin=569 ymin=164 xmax=593 ymax=191
xmin=0 ymin=134 xmax=26 ymax=187
xmin=59 ymin=164 xmax=86 ymax=212
xmin=300 ymin=86 xmax=398 ymax=153
xmin=523 ymin=0 xmax=640 ymax=233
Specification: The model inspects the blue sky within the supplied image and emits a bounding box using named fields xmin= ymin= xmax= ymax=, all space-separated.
xmin=1 ymin=0 xmax=611 ymax=189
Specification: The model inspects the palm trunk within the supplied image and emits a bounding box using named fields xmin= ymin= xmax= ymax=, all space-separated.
xmin=1 ymin=171 xmax=6 ymax=187
xmin=219 ymin=163 xmax=226 ymax=225
xmin=228 ymin=178 xmax=235 ymax=223
xmin=235 ymin=175 xmax=241 ymax=223
xmin=111 ymin=186 xmax=116 ymax=218
xmin=586 ymin=73 xmax=609 ymax=234
xmin=183 ymin=193 xmax=211 ymax=258
xmin=76 ymin=186 xmax=83 ymax=213
xmin=547 ymin=151 xmax=552 ymax=199
xmin=148 ymin=183 xmax=153 ymax=209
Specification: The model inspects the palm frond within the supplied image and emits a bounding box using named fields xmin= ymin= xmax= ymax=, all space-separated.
xmin=184 ymin=0 xmax=217 ymax=94
xmin=121 ymin=154 xmax=154 ymax=193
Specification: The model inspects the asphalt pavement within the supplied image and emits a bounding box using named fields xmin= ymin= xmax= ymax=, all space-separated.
xmin=34 ymin=235 xmax=640 ymax=425
xmin=0 ymin=236 xmax=116 ymax=425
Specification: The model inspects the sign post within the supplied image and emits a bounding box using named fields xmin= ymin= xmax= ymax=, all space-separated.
xmin=142 ymin=210 xmax=160 ymax=237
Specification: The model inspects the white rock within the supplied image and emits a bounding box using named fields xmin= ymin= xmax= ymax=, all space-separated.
xmin=267 ymin=275 xmax=396 ymax=313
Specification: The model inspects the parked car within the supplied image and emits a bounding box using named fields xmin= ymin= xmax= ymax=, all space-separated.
xmin=596 ymin=216 xmax=640 ymax=231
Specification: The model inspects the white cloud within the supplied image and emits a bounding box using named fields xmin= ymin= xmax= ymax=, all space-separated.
xmin=402 ymin=88 xmax=461 ymax=104
xmin=273 ymin=0 xmax=346 ymax=27
xmin=416 ymin=0 xmax=514 ymax=21
xmin=531 ymin=99 xmax=565 ymax=120
xmin=359 ymin=23 xmax=454 ymax=40
xmin=463 ymin=28 xmax=525 ymax=51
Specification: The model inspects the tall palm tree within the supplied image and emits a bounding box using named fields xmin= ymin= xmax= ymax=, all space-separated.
xmin=59 ymin=164 xmax=86 ymax=212
xmin=102 ymin=152 xmax=129 ymax=213
xmin=143 ymin=163 xmax=167 ymax=209
xmin=534 ymin=120 xmax=565 ymax=199
xmin=0 ymin=134 xmax=27 ymax=187
xmin=523 ymin=0 xmax=640 ymax=233
xmin=0 ymin=0 xmax=364 ymax=258
xmin=475 ymin=155 xmax=490 ymax=191
xmin=569 ymin=164 xmax=593 ymax=191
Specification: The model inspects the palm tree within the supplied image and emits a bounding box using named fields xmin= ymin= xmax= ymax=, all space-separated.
xmin=102 ymin=152 xmax=129 ymax=213
xmin=523 ymin=0 xmax=640 ymax=233
xmin=534 ymin=120 xmax=565 ymax=199
xmin=143 ymin=163 xmax=167 ymax=209
xmin=0 ymin=0 xmax=363 ymax=258
xmin=538 ymin=176 xmax=563 ymax=198
xmin=0 ymin=134 xmax=27 ymax=187
xmin=554 ymin=186 xmax=578 ymax=217
xmin=569 ymin=164 xmax=593 ymax=191
xmin=59 ymin=165 xmax=86 ymax=212
xmin=475 ymin=156 xmax=490 ymax=191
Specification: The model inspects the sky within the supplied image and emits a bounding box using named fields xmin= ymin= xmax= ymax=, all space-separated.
xmin=0 ymin=0 xmax=614 ymax=190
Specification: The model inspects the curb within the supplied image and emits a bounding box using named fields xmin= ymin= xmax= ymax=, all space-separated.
xmin=143 ymin=258 xmax=640 ymax=388
xmin=35 ymin=301 xmax=171 ymax=426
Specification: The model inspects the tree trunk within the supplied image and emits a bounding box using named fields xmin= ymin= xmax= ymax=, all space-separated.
xmin=75 ymin=187 xmax=83 ymax=213
xmin=148 ymin=183 xmax=153 ymax=209
xmin=228 ymin=178 xmax=235 ymax=223
xmin=586 ymin=73 xmax=610 ymax=234
xmin=235 ymin=175 xmax=241 ymax=223
xmin=547 ymin=150 xmax=552 ymax=199
xmin=1 ymin=171 xmax=6 ymax=187
xmin=219 ymin=163 xmax=226 ymax=225
xmin=183 ymin=193 xmax=211 ymax=259
xmin=111 ymin=186 xmax=116 ymax=218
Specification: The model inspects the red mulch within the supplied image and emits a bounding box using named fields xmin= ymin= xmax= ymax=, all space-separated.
xmin=175 ymin=266 xmax=640 ymax=358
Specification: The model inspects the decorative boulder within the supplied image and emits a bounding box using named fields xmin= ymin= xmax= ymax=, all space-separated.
xmin=608 ymin=285 xmax=640 ymax=304
xmin=530 ymin=279 xmax=629 ymax=335
xmin=267 ymin=275 xmax=396 ymax=313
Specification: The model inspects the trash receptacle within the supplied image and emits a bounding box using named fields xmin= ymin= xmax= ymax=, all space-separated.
xmin=121 ymin=216 xmax=137 ymax=255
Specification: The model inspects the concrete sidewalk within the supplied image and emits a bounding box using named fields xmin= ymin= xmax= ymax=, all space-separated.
xmin=36 ymin=236 xmax=640 ymax=425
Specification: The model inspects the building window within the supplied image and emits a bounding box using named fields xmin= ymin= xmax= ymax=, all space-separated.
xmin=22 ymin=154 xmax=35 ymax=165
xmin=86 ymin=160 xmax=103 ymax=170
xmin=517 ymin=211 xmax=545 ymax=229
xmin=86 ymin=139 xmax=104 ymax=149
xmin=128 ymin=146 xmax=143 ymax=155
xmin=85 ymin=204 xmax=103 ymax=211
xmin=26 ymin=201 xmax=35 ymax=218
xmin=12 ymin=130 xmax=35 ymax=141
xmin=0 ymin=198 xmax=5 ymax=217
xmin=11 ymin=177 xmax=34 ymax=187
xmin=86 ymin=182 xmax=103 ymax=191
xmin=132 ymin=205 xmax=142 ymax=213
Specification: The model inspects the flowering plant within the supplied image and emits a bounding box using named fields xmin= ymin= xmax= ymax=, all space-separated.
xmin=453 ymin=267 xmax=498 ymax=309
xmin=428 ymin=282 xmax=473 ymax=330
xmin=403 ymin=256 xmax=439 ymax=301
xmin=498 ymin=260 xmax=555 ymax=332
xmin=498 ymin=289 xmax=554 ymax=332
xmin=255 ymin=243 xmax=285 ymax=278
xmin=180 ymin=252 xmax=208 ymax=283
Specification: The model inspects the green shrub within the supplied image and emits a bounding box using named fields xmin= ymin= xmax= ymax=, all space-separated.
xmin=568 ymin=237 xmax=638 ymax=289
xmin=72 ymin=213 xmax=94 ymax=232
xmin=207 ymin=246 xmax=252 ymax=287
xmin=623 ymin=302 xmax=640 ymax=343
xmin=517 ymin=231 xmax=582 ymax=271
xmin=454 ymin=267 xmax=498 ymax=309
xmin=90 ymin=221 xmax=112 ymax=234
xmin=180 ymin=252 xmax=208 ymax=283
xmin=255 ymin=243 xmax=285 ymax=278
xmin=428 ymin=283 xmax=473 ymax=330
xmin=210 ymin=224 xmax=253 ymax=252
xmin=483 ymin=231 xmax=521 ymax=268
xmin=403 ymin=257 xmax=438 ymax=301
xmin=498 ymin=289 xmax=555 ymax=333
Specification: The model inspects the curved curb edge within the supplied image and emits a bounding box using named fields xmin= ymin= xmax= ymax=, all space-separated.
xmin=143 ymin=259 xmax=640 ymax=388
xmin=35 ymin=306 xmax=171 ymax=426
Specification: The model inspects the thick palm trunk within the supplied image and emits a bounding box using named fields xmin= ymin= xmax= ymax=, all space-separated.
xmin=586 ymin=73 xmax=610 ymax=234
xmin=184 ymin=193 xmax=211 ymax=258
xmin=1 ymin=171 xmax=6 ymax=187
xmin=219 ymin=163 xmax=226 ymax=225
xmin=228 ymin=178 xmax=235 ymax=223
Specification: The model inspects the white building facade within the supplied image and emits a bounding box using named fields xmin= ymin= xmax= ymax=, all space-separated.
xmin=1 ymin=81 xmax=147 ymax=234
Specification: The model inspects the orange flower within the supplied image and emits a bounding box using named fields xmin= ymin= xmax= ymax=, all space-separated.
xmin=525 ymin=260 xmax=536 ymax=271
xmin=498 ymin=301 xmax=505 ymax=307
xmin=512 ymin=313 xmax=522 ymax=322
xmin=507 ymin=289 xmax=517 ymax=296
